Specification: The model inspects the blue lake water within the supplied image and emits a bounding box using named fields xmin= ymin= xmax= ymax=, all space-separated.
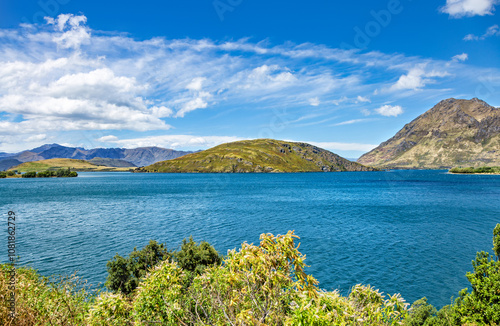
xmin=1 ymin=170 xmax=499 ymax=308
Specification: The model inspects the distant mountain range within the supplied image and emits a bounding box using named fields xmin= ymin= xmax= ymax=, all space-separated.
xmin=139 ymin=139 xmax=377 ymax=173
xmin=358 ymin=98 xmax=500 ymax=169
xmin=0 ymin=144 xmax=194 ymax=170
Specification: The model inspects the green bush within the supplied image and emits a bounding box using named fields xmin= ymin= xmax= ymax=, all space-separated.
xmin=37 ymin=170 xmax=56 ymax=178
xmin=174 ymin=236 xmax=222 ymax=285
xmin=86 ymin=292 xmax=132 ymax=326
xmin=6 ymin=170 xmax=15 ymax=176
xmin=132 ymin=261 xmax=186 ymax=325
xmin=0 ymin=172 xmax=6 ymax=178
xmin=22 ymin=171 xmax=37 ymax=178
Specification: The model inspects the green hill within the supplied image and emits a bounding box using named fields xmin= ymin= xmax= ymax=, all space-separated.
xmin=138 ymin=139 xmax=376 ymax=173
xmin=10 ymin=158 xmax=132 ymax=172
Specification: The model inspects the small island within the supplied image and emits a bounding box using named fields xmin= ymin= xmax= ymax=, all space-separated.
xmin=449 ymin=166 xmax=500 ymax=174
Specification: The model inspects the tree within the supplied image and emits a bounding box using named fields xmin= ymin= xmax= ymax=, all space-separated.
xmin=105 ymin=240 xmax=171 ymax=295
xmin=22 ymin=171 xmax=37 ymax=178
xmin=446 ymin=224 xmax=500 ymax=325
xmin=174 ymin=236 xmax=222 ymax=281
xmin=494 ymin=223 xmax=500 ymax=260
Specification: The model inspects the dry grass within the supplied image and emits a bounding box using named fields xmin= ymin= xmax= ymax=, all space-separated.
xmin=9 ymin=159 xmax=132 ymax=173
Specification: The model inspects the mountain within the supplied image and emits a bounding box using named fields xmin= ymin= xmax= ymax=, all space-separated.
xmin=139 ymin=139 xmax=377 ymax=173
xmin=87 ymin=157 xmax=136 ymax=168
xmin=0 ymin=144 xmax=194 ymax=168
xmin=358 ymin=98 xmax=500 ymax=169
xmin=0 ymin=159 xmax=22 ymax=171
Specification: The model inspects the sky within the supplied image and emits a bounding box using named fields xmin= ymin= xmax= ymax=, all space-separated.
xmin=0 ymin=0 xmax=499 ymax=158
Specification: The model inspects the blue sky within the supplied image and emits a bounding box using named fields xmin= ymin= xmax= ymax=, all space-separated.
xmin=0 ymin=0 xmax=499 ymax=158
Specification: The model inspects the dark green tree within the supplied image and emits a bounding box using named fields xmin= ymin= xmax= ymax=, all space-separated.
xmin=174 ymin=236 xmax=222 ymax=277
xmin=22 ymin=171 xmax=37 ymax=178
xmin=450 ymin=223 xmax=500 ymax=325
xmin=105 ymin=240 xmax=171 ymax=295
xmin=404 ymin=298 xmax=437 ymax=326
xmin=493 ymin=223 xmax=500 ymax=260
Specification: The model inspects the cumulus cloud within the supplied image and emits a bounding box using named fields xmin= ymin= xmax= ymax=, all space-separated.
xmin=46 ymin=14 xmax=90 ymax=49
xmin=464 ymin=24 xmax=500 ymax=41
xmin=440 ymin=0 xmax=499 ymax=18
xmin=0 ymin=64 xmax=172 ymax=132
xmin=389 ymin=66 xmax=449 ymax=91
xmin=375 ymin=105 xmax=404 ymax=117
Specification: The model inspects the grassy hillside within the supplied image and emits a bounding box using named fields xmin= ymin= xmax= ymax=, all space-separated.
xmin=9 ymin=159 xmax=132 ymax=172
xmin=139 ymin=139 xmax=376 ymax=173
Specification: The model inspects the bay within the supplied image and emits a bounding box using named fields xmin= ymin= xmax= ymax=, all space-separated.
xmin=1 ymin=170 xmax=499 ymax=308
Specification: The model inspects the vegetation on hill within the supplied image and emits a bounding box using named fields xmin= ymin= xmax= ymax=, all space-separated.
xmin=0 ymin=171 xmax=18 ymax=178
xmin=10 ymin=158 xmax=132 ymax=172
xmin=2 ymin=224 xmax=499 ymax=325
xmin=449 ymin=166 xmax=500 ymax=174
xmin=139 ymin=139 xmax=377 ymax=173
xmin=358 ymin=98 xmax=500 ymax=169
xmin=20 ymin=168 xmax=78 ymax=178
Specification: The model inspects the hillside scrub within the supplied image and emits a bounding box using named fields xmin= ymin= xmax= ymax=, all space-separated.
xmin=1 ymin=225 xmax=499 ymax=325
xmin=20 ymin=168 xmax=78 ymax=178
xmin=449 ymin=166 xmax=500 ymax=174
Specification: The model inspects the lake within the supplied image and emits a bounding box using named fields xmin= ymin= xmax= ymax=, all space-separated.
xmin=1 ymin=170 xmax=499 ymax=308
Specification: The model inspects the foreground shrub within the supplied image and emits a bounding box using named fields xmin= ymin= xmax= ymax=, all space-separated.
xmin=0 ymin=264 xmax=96 ymax=326
xmin=86 ymin=292 xmax=132 ymax=326
xmin=132 ymin=261 xmax=186 ymax=325
xmin=183 ymin=231 xmax=319 ymax=325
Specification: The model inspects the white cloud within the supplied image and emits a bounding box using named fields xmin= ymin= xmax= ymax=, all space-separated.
xmin=375 ymin=105 xmax=404 ymax=117
xmin=333 ymin=119 xmax=372 ymax=126
xmin=464 ymin=24 xmax=500 ymax=41
xmin=451 ymin=53 xmax=469 ymax=62
xmin=309 ymin=97 xmax=320 ymax=106
xmin=332 ymin=96 xmax=349 ymax=106
xmin=389 ymin=65 xmax=449 ymax=91
xmin=0 ymin=65 xmax=172 ymax=132
xmin=356 ymin=96 xmax=371 ymax=103
xmin=186 ymin=77 xmax=206 ymax=91
xmin=175 ymin=97 xmax=209 ymax=118
xmin=46 ymin=14 xmax=90 ymax=49
xmin=97 ymin=135 xmax=119 ymax=142
xmin=440 ymin=0 xmax=499 ymax=18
